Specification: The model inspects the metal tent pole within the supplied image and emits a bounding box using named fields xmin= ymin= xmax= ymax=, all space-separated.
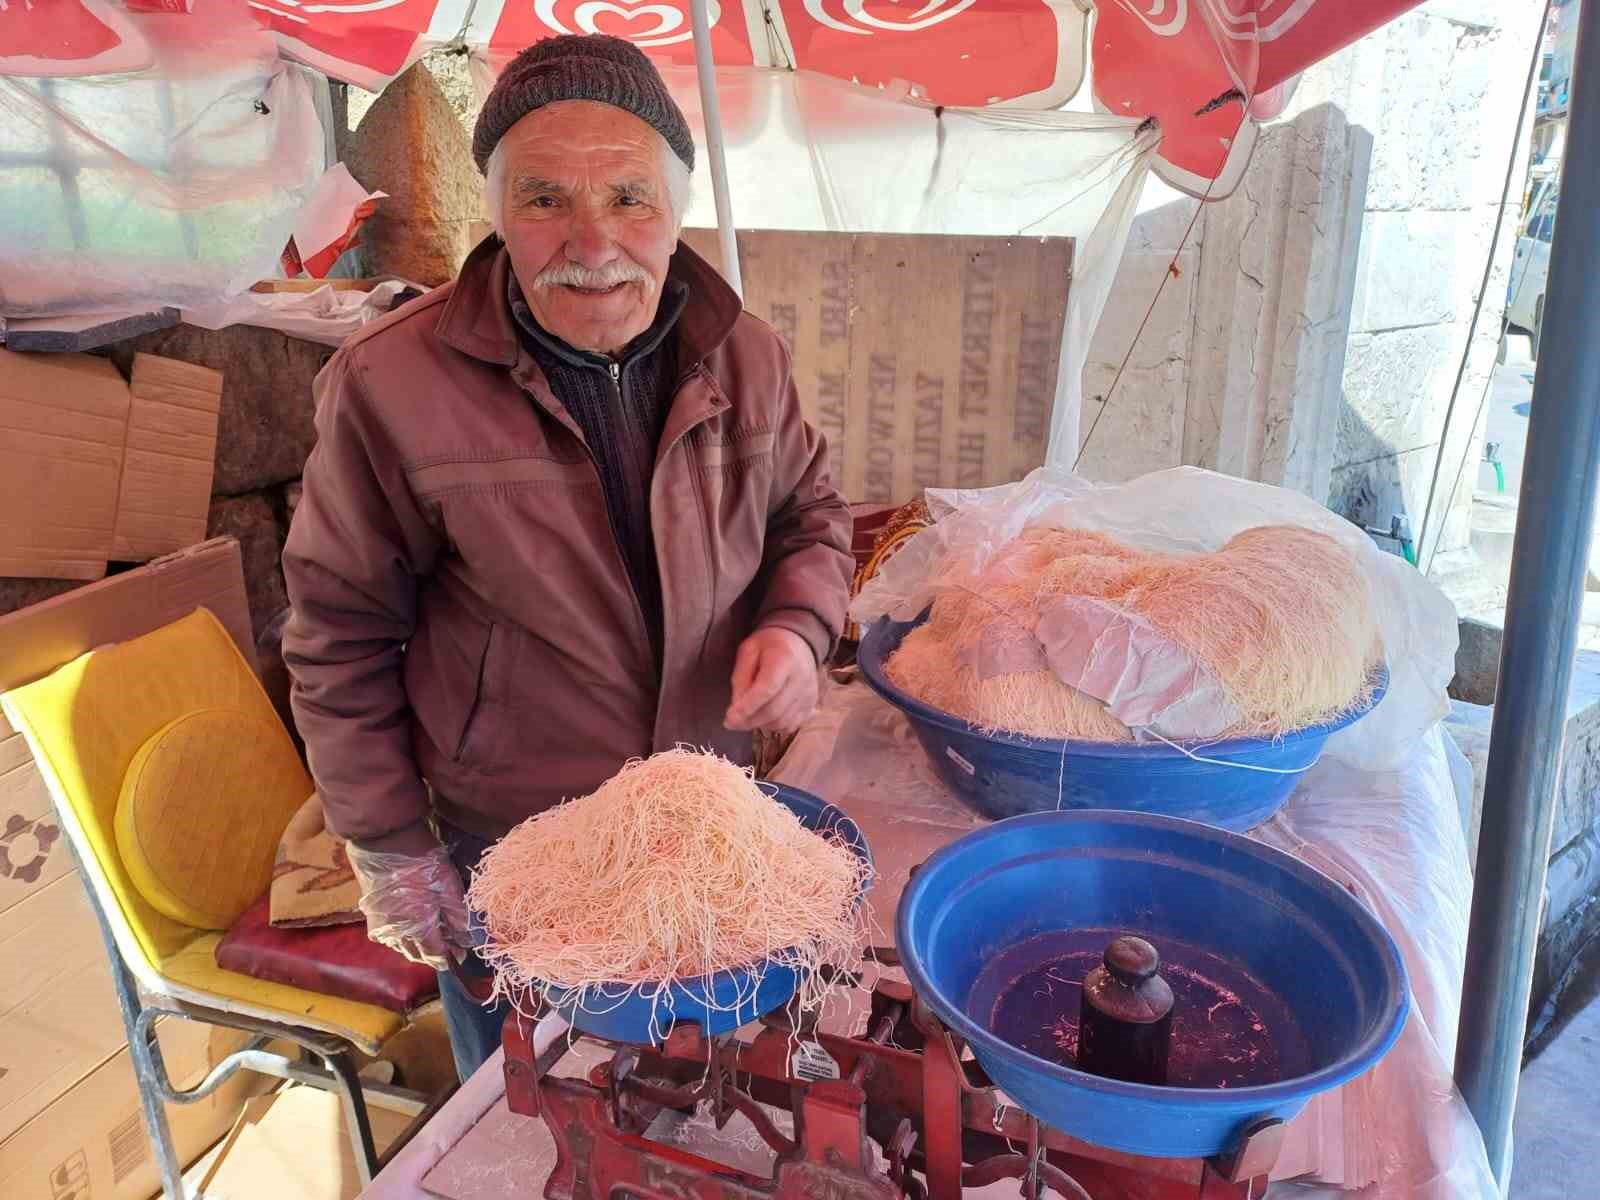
xmin=689 ymin=0 xmax=743 ymax=299
xmin=1454 ymin=0 xmax=1600 ymax=1183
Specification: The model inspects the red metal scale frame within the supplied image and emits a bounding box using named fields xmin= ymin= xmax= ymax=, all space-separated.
xmin=501 ymin=980 xmax=1284 ymax=1200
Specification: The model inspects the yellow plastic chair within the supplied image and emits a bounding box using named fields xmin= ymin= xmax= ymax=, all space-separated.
xmin=2 ymin=607 xmax=442 ymax=1195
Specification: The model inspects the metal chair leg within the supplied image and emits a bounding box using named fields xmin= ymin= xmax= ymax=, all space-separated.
xmin=322 ymin=1047 xmax=381 ymax=1186
xmin=90 ymin=896 xmax=188 ymax=1197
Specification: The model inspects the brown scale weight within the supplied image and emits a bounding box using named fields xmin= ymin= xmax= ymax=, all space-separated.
xmin=1077 ymin=935 xmax=1175 ymax=1086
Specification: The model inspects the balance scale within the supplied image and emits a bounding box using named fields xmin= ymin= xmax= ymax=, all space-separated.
xmin=498 ymin=969 xmax=1285 ymax=1200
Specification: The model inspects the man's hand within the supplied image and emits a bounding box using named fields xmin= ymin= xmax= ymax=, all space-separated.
xmin=346 ymin=843 xmax=473 ymax=971
xmin=725 ymin=627 xmax=819 ymax=733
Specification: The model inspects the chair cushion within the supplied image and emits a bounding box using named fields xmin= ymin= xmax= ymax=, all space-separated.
xmin=2 ymin=608 xmax=310 ymax=968
xmin=215 ymin=894 xmax=439 ymax=1014
xmin=116 ymin=707 xmax=311 ymax=930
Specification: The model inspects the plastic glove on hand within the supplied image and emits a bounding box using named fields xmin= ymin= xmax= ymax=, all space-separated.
xmin=346 ymin=842 xmax=473 ymax=971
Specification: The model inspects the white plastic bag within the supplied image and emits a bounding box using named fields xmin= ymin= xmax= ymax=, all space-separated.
xmin=850 ymin=466 xmax=1459 ymax=771
xmin=0 ymin=9 xmax=325 ymax=320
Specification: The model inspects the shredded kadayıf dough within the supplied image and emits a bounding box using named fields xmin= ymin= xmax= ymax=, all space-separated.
xmin=467 ymin=748 xmax=872 ymax=1033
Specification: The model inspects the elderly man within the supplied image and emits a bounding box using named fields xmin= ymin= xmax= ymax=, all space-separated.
xmin=282 ymin=34 xmax=852 ymax=1081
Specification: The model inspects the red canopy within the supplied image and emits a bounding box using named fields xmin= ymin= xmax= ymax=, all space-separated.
xmin=1 ymin=0 xmax=1422 ymax=197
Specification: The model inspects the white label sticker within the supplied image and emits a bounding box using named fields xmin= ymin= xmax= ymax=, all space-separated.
xmin=946 ymin=747 xmax=977 ymax=776
xmin=791 ymin=1040 xmax=841 ymax=1082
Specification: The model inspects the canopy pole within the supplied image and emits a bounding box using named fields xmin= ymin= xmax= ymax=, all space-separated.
xmin=1454 ymin=0 xmax=1600 ymax=1183
xmin=689 ymin=0 xmax=743 ymax=299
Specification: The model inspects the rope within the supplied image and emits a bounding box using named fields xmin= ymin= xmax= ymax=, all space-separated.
xmin=1074 ymin=103 xmax=1248 ymax=471
xmin=1416 ymin=0 xmax=1554 ymax=572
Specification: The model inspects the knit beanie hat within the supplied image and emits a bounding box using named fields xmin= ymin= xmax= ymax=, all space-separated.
xmin=473 ymin=35 xmax=695 ymax=174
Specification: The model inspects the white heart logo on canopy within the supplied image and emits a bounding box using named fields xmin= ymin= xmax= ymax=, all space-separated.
xmin=534 ymin=0 xmax=722 ymax=47
xmin=1211 ymin=0 xmax=1320 ymax=41
xmin=1113 ymin=0 xmax=1189 ymax=38
xmin=254 ymin=0 xmax=412 ymax=16
xmin=802 ymin=0 xmax=978 ymax=37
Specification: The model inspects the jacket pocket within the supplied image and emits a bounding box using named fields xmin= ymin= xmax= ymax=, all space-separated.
xmin=454 ymin=623 xmax=497 ymax=763
xmin=405 ymin=604 xmax=494 ymax=770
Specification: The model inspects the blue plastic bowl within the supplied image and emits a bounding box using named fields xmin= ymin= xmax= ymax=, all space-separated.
xmin=858 ymin=615 xmax=1387 ymax=831
xmin=896 ymin=810 xmax=1409 ymax=1159
xmin=540 ymin=783 xmax=872 ymax=1045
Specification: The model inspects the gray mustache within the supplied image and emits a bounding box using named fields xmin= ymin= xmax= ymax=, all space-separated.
xmin=534 ymin=261 xmax=650 ymax=290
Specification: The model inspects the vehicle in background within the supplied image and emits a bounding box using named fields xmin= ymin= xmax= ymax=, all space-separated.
xmin=1508 ymin=178 xmax=1558 ymax=358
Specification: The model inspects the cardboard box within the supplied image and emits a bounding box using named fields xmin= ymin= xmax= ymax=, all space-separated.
xmin=0 ymin=538 xmax=255 ymax=740
xmin=0 ymin=728 xmax=114 ymax=1143
xmin=0 ymin=348 xmax=131 ymax=581
xmin=0 ymin=735 xmax=69 ymax=914
xmin=112 ymin=355 xmax=224 ymax=563
xmin=0 ymin=1017 xmax=270 ymax=1200
xmin=680 ymin=229 xmax=1073 ymax=503
xmin=0 ymin=875 xmax=129 ymax=1142
xmin=187 ymin=1086 xmax=414 ymax=1200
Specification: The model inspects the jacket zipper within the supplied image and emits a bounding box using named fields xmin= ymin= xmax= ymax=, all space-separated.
xmin=605 ymin=357 xmax=657 ymax=680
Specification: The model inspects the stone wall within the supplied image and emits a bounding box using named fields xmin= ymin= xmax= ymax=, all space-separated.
xmin=1078 ymin=0 xmax=1544 ymax=570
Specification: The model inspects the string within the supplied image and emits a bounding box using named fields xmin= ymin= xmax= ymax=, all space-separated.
xmin=1073 ymin=100 xmax=1252 ymax=473
xmin=1140 ymin=727 xmax=1321 ymax=776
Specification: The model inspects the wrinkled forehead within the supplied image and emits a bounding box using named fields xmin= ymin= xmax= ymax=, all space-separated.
xmin=498 ymin=100 xmax=668 ymax=191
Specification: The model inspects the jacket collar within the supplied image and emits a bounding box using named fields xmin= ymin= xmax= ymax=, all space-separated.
xmin=510 ymin=275 xmax=689 ymax=373
xmin=435 ymin=235 xmax=742 ymax=371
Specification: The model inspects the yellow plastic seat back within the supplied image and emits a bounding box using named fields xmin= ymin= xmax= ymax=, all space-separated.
xmin=2 ymin=609 xmax=310 ymax=965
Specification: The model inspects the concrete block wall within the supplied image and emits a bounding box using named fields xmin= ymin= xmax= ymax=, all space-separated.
xmin=1075 ymin=193 xmax=1202 ymax=482
xmin=1447 ymin=628 xmax=1600 ymax=1037
xmin=1315 ymin=5 xmax=1539 ymax=563
xmin=1080 ymin=0 xmax=1545 ymax=554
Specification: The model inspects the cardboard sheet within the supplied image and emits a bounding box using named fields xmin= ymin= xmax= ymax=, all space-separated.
xmin=0 ymin=537 xmax=255 ymax=740
xmin=0 ymin=1018 xmax=267 ymax=1200
xmin=0 ymin=348 xmax=131 ymax=580
xmin=111 ymin=353 xmax=223 ymax=562
xmin=680 ymin=229 xmax=1072 ymax=503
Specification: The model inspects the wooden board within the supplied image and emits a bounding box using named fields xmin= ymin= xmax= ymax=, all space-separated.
xmin=681 ymin=229 xmax=1072 ymax=504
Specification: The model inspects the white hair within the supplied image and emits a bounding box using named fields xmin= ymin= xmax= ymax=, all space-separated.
xmin=483 ymin=127 xmax=693 ymax=238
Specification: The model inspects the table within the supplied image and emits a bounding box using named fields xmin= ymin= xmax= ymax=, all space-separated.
xmin=361 ymin=678 xmax=1496 ymax=1199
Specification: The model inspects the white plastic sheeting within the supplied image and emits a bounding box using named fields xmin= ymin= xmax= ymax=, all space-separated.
xmin=182 ymin=280 xmax=419 ymax=348
xmin=772 ymin=679 xmax=1495 ymax=1198
xmin=851 ymin=465 xmax=1461 ymax=771
xmin=0 ymin=10 xmax=326 ymax=321
xmin=661 ymin=67 xmax=1156 ymax=468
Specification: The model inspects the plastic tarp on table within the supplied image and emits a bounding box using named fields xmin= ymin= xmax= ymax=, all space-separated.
xmin=771 ymin=676 xmax=1496 ymax=1198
